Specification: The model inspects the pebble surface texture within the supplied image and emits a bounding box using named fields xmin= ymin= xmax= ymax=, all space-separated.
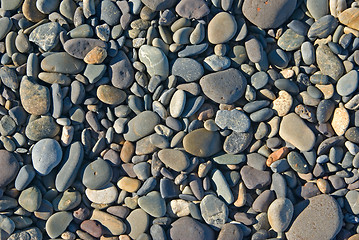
xmin=1 ymin=0 xmax=359 ymax=239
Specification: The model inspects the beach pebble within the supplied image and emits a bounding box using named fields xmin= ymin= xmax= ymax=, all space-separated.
xmin=32 ymin=139 xmax=62 ymax=176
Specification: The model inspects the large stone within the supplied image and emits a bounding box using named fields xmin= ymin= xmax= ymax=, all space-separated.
xmin=41 ymin=52 xmax=85 ymax=74
xmin=279 ymin=113 xmax=316 ymax=152
xmin=316 ymin=44 xmax=344 ymax=81
xmin=286 ymin=194 xmax=342 ymax=240
xmin=208 ymin=12 xmax=237 ymax=44
xmin=32 ymin=139 xmax=62 ymax=176
xmin=109 ymin=50 xmax=134 ymax=89
xmin=175 ymin=0 xmax=210 ymax=19
xmin=139 ymin=45 xmax=169 ymax=79
xmin=339 ymin=7 xmax=359 ymax=31
xmin=29 ymin=22 xmax=61 ymax=51
xmin=183 ymin=128 xmax=222 ymax=157
xmin=169 ymin=217 xmax=215 ymax=240
xmin=158 ymin=149 xmax=190 ymax=172
xmin=200 ymin=194 xmax=228 ymax=231
xmin=25 ymin=116 xmax=60 ymax=141
xmin=124 ymin=111 xmax=160 ymax=141
xmin=46 ymin=211 xmax=73 ymax=239
xmin=0 ymin=150 xmax=19 ymax=188
xmin=142 ymin=0 xmax=176 ymax=11
xmin=63 ymin=38 xmax=107 ymax=59
xmin=20 ymin=76 xmax=50 ymax=115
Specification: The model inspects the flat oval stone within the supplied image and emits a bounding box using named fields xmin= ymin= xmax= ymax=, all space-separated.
xmin=203 ymin=55 xmax=231 ymax=72
xmin=124 ymin=111 xmax=160 ymax=141
xmin=286 ymin=194 xmax=342 ymax=240
xmin=127 ymin=208 xmax=149 ymax=239
xmin=52 ymin=190 xmax=81 ymax=211
xmin=317 ymin=99 xmax=335 ymax=123
xmin=200 ymin=194 xmax=228 ymax=231
xmin=211 ymin=169 xmax=234 ymax=204
xmin=169 ymin=217 xmax=215 ymax=240
xmin=1 ymin=0 xmax=23 ymax=10
xmin=100 ymin=0 xmax=121 ymax=26
xmin=22 ymin=0 xmax=46 ymax=22
xmin=15 ymin=165 xmax=35 ymax=191
xmin=85 ymin=182 xmax=118 ymax=204
xmin=109 ymin=50 xmax=135 ymax=89
xmin=36 ymin=0 xmax=59 ymax=14
xmin=20 ymin=76 xmax=50 ymax=115
xmin=117 ymin=177 xmax=141 ymax=192
xmin=199 ymin=68 xmax=247 ymax=104
xmin=215 ymin=109 xmax=251 ymax=132
xmin=41 ymin=52 xmax=85 ymax=74
xmin=158 ymin=149 xmax=189 ymax=172
xmin=316 ymin=44 xmax=344 ymax=81
xmin=279 ymin=113 xmax=316 ymax=152
xmin=55 ymin=141 xmax=84 ymax=192
xmin=29 ymin=22 xmax=61 ymax=51
xmin=208 ymin=12 xmax=237 ymax=44
xmin=223 ymin=131 xmax=252 ymax=154
xmin=212 ymin=152 xmax=246 ymax=165
xmin=139 ymin=45 xmax=169 ymax=79
xmin=287 ymin=151 xmax=310 ymax=174
xmin=45 ymin=211 xmax=73 ymax=239
xmin=82 ymin=158 xmax=113 ymax=190
xmin=0 ymin=150 xmax=19 ymax=188
xmin=332 ymin=105 xmax=349 ymax=136
xmin=345 ymin=127 xmax=359 ymax=144
xmin=138 ymin=191 xmax=166 ymax=217
xmin=336 ymin=70 xmax=359 ymax=96
xmin=218 ymin=223 xmax=243 ymax=240
xmin=169 ymin=89 xmax=186 ymax=118
xmin=175 ymin=0 xmax=210 ymax=20
xmin=97 ymin=85 xmax=126 ymax=105
xmin=18 ymin=186 xmax=42 ymax=212
xmin=183 ymin=128 xmax=222 ymax=157
xmin=242 ymin=0 xmax=297 ymax=29
xmin=63 ymin=38 xmax=107 ymax=59
xmin=25 ymin=116 xmax=60 ymax=141
xmin=32 ymin=139 xmax=62 ymax=176
xmin=268 ymin=198 xmax=294 ymax=232
xmin=308 ymin=15 xmax=338 ymax=39
xmin=278 ymin=29 xmax=305 ymax=51
xmin=171 ymin=58 xmax=204 ymax=82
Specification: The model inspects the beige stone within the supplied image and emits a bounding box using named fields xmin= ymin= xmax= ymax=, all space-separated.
xmin=91 ymin=209 xmax=126 ymax=235
xmin=117 ymin=177 xmax=141 ymax=193
xmin=272 ymin=90 xmax=293 ymax=117
xmin=84 ymin=46 xmax=107 ymax=64
xmin=331 ymin=103 xmax=349 ymax=136
xmin=339 ymin=8 xmax=359 ymax=31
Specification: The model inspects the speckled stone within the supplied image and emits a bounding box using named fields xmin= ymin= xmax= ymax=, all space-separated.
xmin=316 ymin=44 xmax=344 ymax=81
xmin=20 ymin=76 xmax=50 ymax=115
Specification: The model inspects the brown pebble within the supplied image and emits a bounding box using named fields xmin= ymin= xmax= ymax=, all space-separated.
xmin=197 ymin=103 xmax=215 ymax=121
xmin=266 ymin=147 xmax=290 ymax=167
xmin=80 ymin=220 xmax=103 ymax=238
xmin=316 ymin=178 xmax=331 ymax=194
xmin=22 ymin=0 xmax=46 ymax=22
xmin=117 ymin=177 xmax=141 ymax=192
xmin=84 ymin=46 xmax=107 ymax=64
xmin=73 ymin=206 xmax=91 ymax=223
xmin=349 ymin=234 xmax=359 ymax=240
xmin=120 ymin=141 xmax=135 ymax=163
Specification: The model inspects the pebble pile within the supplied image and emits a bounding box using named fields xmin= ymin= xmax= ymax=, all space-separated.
xmin=3 ymin=0 xmax=359 ymax=239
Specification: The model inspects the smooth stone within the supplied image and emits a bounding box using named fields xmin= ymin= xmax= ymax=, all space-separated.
xmin=29 ymin=22 xmax=61 ymax=51
xmin=36 ymin=0 xmax=59 ymax=14
xmin=199 ymin=68 xmax=247 ymax=104
xmin=142 ymin=0 xmax=176 ymax=11
xmin=345 ymin=127 xmax=359 ymax=144
xmin=306 ymin=0 xmax=328 ymax=19
xmin=109 ymin=50 xmax=134 ymax=89
xmin=245 ymin=36 xmax=263 ymax=63
xmin=171 ymin=58 xmax=204 ymax=82
xmin=100 ymin=0 xmax=121 ymax=26
xmin=178 ymin=43 xmax=208 ymax=58
xmin=83 ymin=64 xmax=106 ymax=83
xmin=279 ymin=113 xmax=316 ymax=152
xmin=0 ymin=67 xmax=18 ymax=90
xmin=124 ymin=111 xmax=160 ymax=141
xmin=308 ymin=15 xmax=338 ymax=39
xmin=84 ymin=46 xmax=107 ymax=64
xmin=18 ymin=186 xmax=42 ymax=212
xmin=287 ymin=151 xmax=310 ymax=174
xmin=272 ymin=90 xmax=293 ymax=117
xmin=252 ymin=190 xmax=276 ymax=212
xmin=158 ymin=149 xmax=189 ymax=172
xmin=317 ymin=99 xmax=335 ymax=123
xmin=1 ymin=0 xmax=23 ymax=10
xmin=215 ymin=109 xmax=251 ymax=133
xmin=345 ymin=190 xmax=359 ymax=214
xmin=203 ymin=55 xmax=231 ymax=72
xmin=97 ymin=85 xmax=126 ymax=105
xmin=90 ymin=209 xmax=126 ymax=235
xmin=32 ymin=138 xmax=62 ymax=176
xmin=217 ymin=223 xmax=243 ymax=240
xmin=0 ymin=150 xmax=19 ymax=188
xmin=52 ymin=190 xmax=81 ymax=211
xmin=138 ymin=191 xmax=166 ymax=217
xmin=46 ymin=211 xmax=73 ymax=239
xmin=208 ymin=12 xmax=237 ymax=44
xmin=0 ymin=17 xmax=13 ymax=41
xmin=55 ymin=142 xmax=84 ymax=192
xmin=251 ymin=71 xmax=269 ymax=90
xmin=15 ymin=165 xmax=35 ymax=191
xmin=241 ymin=166 xmax=271 ymax=189
xmin=117 ymin=176 xmax=141 ymax=192
xmin=336 ymin=70 xmax=359 ymax=96
xmin=175 ymin=0 xmax=210 ymax=19
xmin=212 ymin=152 xmax=246 ymax=165
xmin=169 ymin=89 xmax=186 ymax=118
xmin=63 ymin=38 xmax=107 ymax=59
xmin=38 ymin=72 xmax=71 ymax=85
xmin=82 ymin=158 xmax=113 ymax=190
xmin=20 ymin=76 xmax=50 ymax=115
xmin=223 ymin=131 xmax=252 ymax=154
xmin=242 ymin=0 xmax=297 ymax=29
xmin=0 ymin=215 xmax=15 ymax=239
xmin=169 ymin=217 xmax=215 ymax=240
xmin=278 ymin=29 xmax=305 ymax=51
xmin=200 ymin=194 xmax=228 ymax=231
xmin=80 ymin=220 xmax=103 ymax=238
xmin=183 ymin=128 xmax=222 ymax=157
xmin=41 ymin=52 xmax=85 ymax=74
xmin=23 ymin=0 xmax=46 ymax=22
xmin=301 ymin=41 xmax=315 ymax=65
xmin=267 ymin=198 xmax=294 ymax=232
xmin=316 ymin=44 xmax=344 ymax=81
xmin=211 ymin=169 xmax=234 ymax=204
xmin=0 ymin=115 xmax=16 ymax=136
xmin=85 ymin=183 xmax=118 ymax=204
xmin=339 ymin=8 xmax=359 ymax=31
xmin=139 ymin=45 xmax=169 ymax=79
xmin=286 ymin=194 xmax=342 ymax=240
xmin=68 ymin=24 xmax=94 ymax=38
xmin=127 ymin=208 xmax=149 ymax=239
xmin=25 ymin=116 xmax=60 ymax=141
xmin=173 ymin=27 xmax=194 ymax=44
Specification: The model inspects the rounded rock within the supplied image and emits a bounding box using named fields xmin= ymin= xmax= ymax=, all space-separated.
xmin=32 ymin=139 xmax=62 ymax=176
xmin=208 ymin=12 xmax=237 ymax=44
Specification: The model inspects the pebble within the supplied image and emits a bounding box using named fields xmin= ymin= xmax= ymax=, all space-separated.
xmin=171 ymin=58 xmax=204 ymax=82
xmin=158 ymin=149 xmax=189 ymax=172
xmin=175 ymin=0 xmax=210 ymax=20
xmin=200 ymin=194 xmax=228 ymax=231
xmin=109 ymin=50 xmax=134 ymax=89
xmin=203 ymin=55 xmax=231 ymax=72
xmin=29 ymin=22 xmax=61 ymax=51
xmin=199 ymin=68 xmax=247 ymax=104
xmin=127 ymin=208 xmax=149 ymax=239
xmin=240 ymin=166 xmax=271 ymax=189
xmin=20 ymin=76 xmax=50 ymax=115
xmin=336 ymin=70 xmax=359 ymax=96
xmin=124 ymin=111 xmax=160 ymax=141
xmin=169 ymin=89 xmax=186 ymax=118
xmin=85 ymin=183 xmax=118 ymax=204
xmin=138 ymin=191 xmax=166 ymax=217
xmin=36 ymin=0 xmax=59 ymax=14
xmin=208 ymin=12 xmax=237 ymax=44
xmin=63 ymin=38 xmax=107 ymax=59
xmin=211 ymin=169 xmax=234 ymax=204
xmin=267 ymin=198 xmax=294 ymax=232
xmin=169 ymin=217 xmax=215 ymax=240
xmin=0 ymin=150 xmax=19 ymax=188
xmin=22 ymin=0 xmax=46 ymax=22
xmin=272 ymin=90 xmax=293 ymax=117
xmin=286 ymin=194 xmax=342 ymax=240
xmin=97 ymin=85 xmax=127 ymax=105
xmin=183 ymin=128 xmax=222 ymax=157
xmin=339 ymin=8 xmax=359 ymax=31
xmin=18 ymin=186 xmax=42 ymax=212
xmin=308 ymin=15 xmax=338 ymax=39
xmin=316 ymin=44 xmax=344 ymax=81
xmin=32 ymin=138 xmax=62 ymax=176
xmin=215 ymin=109 xmax=251 ymax=133
xmin=90 ymin=209 xmax=126 ymax=235
xmin=82 ymin=158 xmax=113 ymax=190
xmin=139 ymin=45 xmax=169 ymax=79
xmin=46 ymin=211 xmax=73 ymax=239
xmin=278 ymin=29 xmax=305 ymax=51
xmin=41 ymin=52 xmax=85 ymax=74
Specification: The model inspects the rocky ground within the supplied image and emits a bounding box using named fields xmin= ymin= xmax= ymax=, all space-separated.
xmin=1 ymin=0 xmax=359 ymax=239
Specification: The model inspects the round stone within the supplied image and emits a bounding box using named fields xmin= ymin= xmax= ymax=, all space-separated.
xmin=97 ymin=85 xmax=127 ymax=105
xmin=32 ymin=138 xmax=62 ymax=176
xmin=336 ymin=70 xmax=359 ymax=96
xmin=267 ymin=198 xmax=294 ymax=232
xmin=82 ymin=158 xmax=113 ymax=190
xmin=18 ymin=186 xmax=42 ymax=212
xmin=100 ymin=0 xmax=121 ymax=26
xmin=80 ymin=220 xmax=103 ymax=238
xmin=208 ymin=12 xmax=237 ymax=44
xmin=200 ymin=194 xmax=228 ymax=230
xmin=158 ymin=149 xmax=190 ymax=172
xmin=169 ymin=217 xmax=215 ymax=240
xmin=345 ymin=127 xmax=359 ymax=144
xmin=0 ymin=17 xmax=13 ymax=41
xmin=0 ymin=150 xmax=19 ymax=188
xmin=199 ymin=68 xmax=247 ymax=104
xmin=85 ymin=182 xmax=118 ymax=204
xmin=316 ymin=44 xmax=344 ymax=81
xmin=36 ymin=0 xmax=59 ymax=14
xmin=109 ymin=50 xmax=135 ymax=89
xmin=169 ymin=89 xmax=186 ymax=118
xmin=240 ymin=166 xmax=271 ymax=189
xmin=331 ymin=105 xmax=350 ymax=136
xmin=117 ymin=177 xmax=141 ymax=192
xmin=20 ymin=76 xmax=50 ymax=115
xmin=46 ymin=211 xmax=73 ymax=239
xmin=22 ymin=0 xmax=46 ymax=22
xmin=175 ymin=0 xmax=210 ymax=20
xmin=124 ymin=111 xmax=160 ymax=141
xmin=138 ymin=191 xmax=166 ymax=217
xmin=171 ymin=58 xmax=204 ymax=82
xmin=183 ymin=128 xmax=222 ymax=157
xmin=217 ymin=223 xmax=243 ymax=240
xmin=25 ymin=116 xmax=60 ymax=142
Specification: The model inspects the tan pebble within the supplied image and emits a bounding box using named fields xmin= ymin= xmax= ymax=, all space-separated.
xmin=330 ymin=0 xmax=347 ymax=17
xmin=120 ymin=141 xmax=134 ymax=163
xmin=259 ymin=89 xmax=276 ymax=100
xmin=331 ymin=103 xmax=349 ymax=136
xmin=339 ymin=8 xmax=359 ymax=31
xmin=297 ymin=172 xmax=314 ymax=181
xmin=317 ymin=178 xmax=331 ymax=194
xmin=344 ymin=26 xmax=359 ymax=37
xmin=22 ymin=0 xmax=46 ymax=22
xmin=280 ymin=69 xmax=294 ymax=79
xmin=348 ymin=234 xmax=359 ymax=240
xmin=118 ymin=235 xmax=131 ymax=240
xmin=298 ymin=91 xmax=321 ymax=106
xmin=167 ymin=199 xmax=191 ymax=217
xmin=84 ymin=46 xmax=107 ymax=64
xmin=233 ymin=181 xmax=246 ymax=207
xmin=198 ymin=160 xmax=212 ymax=178
xmin=272 ymin=90 xmax=293 ymax=117
xmin=61 ymin=126 xmax=74 ymax=147
xmin=267 ymin=116 xmax=281 ymax=138
xmin=219 ymin=103 xmax=235 ymax=110
xmin=266 ymin=147 xmax=290 ymax=167
xmin=117 ymin=177 xmax=141 ymax=192
xmin=315 ymin=84 xmax=334 ymax=99
xmin=61 ymin=231 xmax=76 ymax=240
xmin=314 ymin=35 xmax=332 ymax=46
